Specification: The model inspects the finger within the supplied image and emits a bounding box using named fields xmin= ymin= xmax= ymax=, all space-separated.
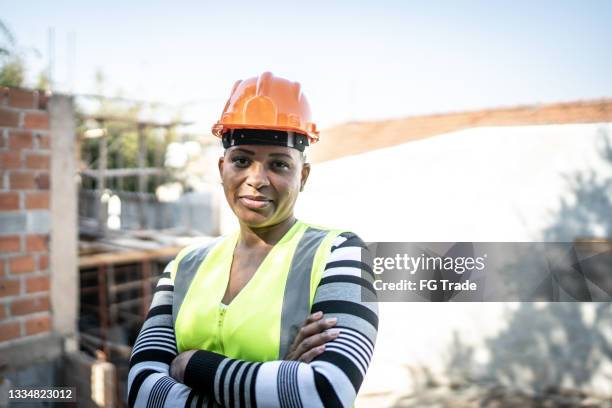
xmin=304 ymin=311 xmax=323 ymax=324
xmin=297 ymin=317 xmax=337 ymax=344
xmin=301 ymin=312 xmax=323 ymax=331
xmin=299 ymin=345 xmax=326 ymax=363
xmin=297 ymin=317 xmax=337 ymax=346
xmin=295 ymin=330 xmax=340 ymax=357
xmin=318 ymin=317 xmax=337 ymax=330
xmin=289 ymin=312 xmax=325 ymax=350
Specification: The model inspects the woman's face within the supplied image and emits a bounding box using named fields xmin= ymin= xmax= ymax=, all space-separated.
xmin=218 ymin=144 xmax=310 ymax=228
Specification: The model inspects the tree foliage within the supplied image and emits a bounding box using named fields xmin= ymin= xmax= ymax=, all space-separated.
xmin=0 ymin=19 xmax=25 ymax=87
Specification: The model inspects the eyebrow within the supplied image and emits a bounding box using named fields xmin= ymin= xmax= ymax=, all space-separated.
xmin=232 ymin=148 xmax=255 ymax=155
xmin=269 ymin=153 xmax=294 ymax=160
xmin=230 ymin=148 xmax=294 ymax=160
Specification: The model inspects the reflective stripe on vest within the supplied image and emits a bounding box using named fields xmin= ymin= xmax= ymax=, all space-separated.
xmin=171 ymin=221 xmax=344 ymax=360
xmin=171 ymin=237 xmax=222 ymax=326
xmin=278 ymin=226 xmax=329 ymax=359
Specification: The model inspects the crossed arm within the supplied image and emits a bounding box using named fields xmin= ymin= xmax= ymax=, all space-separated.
xmin=127 ymin=233 xmax=378 ymax=408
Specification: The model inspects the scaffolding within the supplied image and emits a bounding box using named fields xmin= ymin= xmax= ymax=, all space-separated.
xmin=78 ymin=114 xmax=193 ymax=236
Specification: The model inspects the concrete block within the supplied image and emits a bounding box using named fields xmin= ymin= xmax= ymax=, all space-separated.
xmin=0 ymin=213 xmax=26 ymax=235
xmin=0 ymin=333 xmax=62 ymax=369
xmin=26 ymin=211 xmax=50 ymax=234
xmin=2 ymin=360 xmax=59 ymax=408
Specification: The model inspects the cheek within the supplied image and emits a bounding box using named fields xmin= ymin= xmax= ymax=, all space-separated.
xmin=223 ymin=167 xmax=243 ymax=184
xmin=222 ymin=173 xmax=242 ymax=199
xmin=276 ymin=177 xmax=301 ymax=202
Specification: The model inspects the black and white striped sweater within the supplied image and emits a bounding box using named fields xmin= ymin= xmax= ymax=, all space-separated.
xmin=128 ymin=232 xmax=378 ymax=408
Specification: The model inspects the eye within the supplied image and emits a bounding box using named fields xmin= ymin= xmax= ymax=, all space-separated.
xmin=271 ymin=160 xmax=290 ymax=170
xmin=231 ymin=156 xmax=250 ymax=168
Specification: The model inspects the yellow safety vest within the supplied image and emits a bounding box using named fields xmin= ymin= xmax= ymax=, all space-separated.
xmin=171 ymin=220 xmax=345 ymax=362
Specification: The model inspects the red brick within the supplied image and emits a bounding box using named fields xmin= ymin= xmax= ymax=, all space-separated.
xmin=38 ymin=92 xmax=49 ymax=110
xmin=38 ymin=254 xmax=49 ymax=270
xmin=25 ymin=192 xmax=49 ymax=209
xmin=35 ymin=172 xmax=50 ymax=190
xmin=26 ymin=276 xmax=49 ymax=293
xmin=0 ymin=192 xmax=19 ymax=210
xmin=0 ymin=321 xmax=20 ymax=341
xmin=0 ymin=108 xmax=20 ymax=127
xmin=23 ymin=112 xmax=49 ymax=130
xmin=26 ymin=235 xmax=48 ymax=252
xmin=0 ymin=151 xmax=21 ymax=169
xmin=8 ymin=130 xmax=33 ymax=149
xmin=0 ymin=261 xmax=4 ymax=277
xmin=9 ymin=172 xmax=36 ymax=189
xmin=0 ymin=236 xmax=21 ymax=252
xmin=36 ymin=134 xmax=50 ymax=150
xmin=0 ymin=279 xmax=20 ymax=297
xmin=25 ymin=314 xmax=50 ymax=335
xmin=10 ymin=295 xmax=49 ymax=316
xmin=0 ymin=87 xmax=8 ymax=104
xmin=25 ymin=154 xmax=50 ymax=170
xmin=8 ymin=88 xmax=35 ymax=109
xmin=9 ymin=255 xmax=35 ymax=275
xmin=0 ymin=304 xmax=5 ymax=319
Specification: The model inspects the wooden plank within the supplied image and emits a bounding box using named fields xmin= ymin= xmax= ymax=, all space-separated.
xmin=81 ymin=167 xmax=166 ymax=178
xmin=79 ymin=246 xmax=182 ymax=268
xmin=108 ymin=278 xmax=156 ymax=295
xmin=80 ymin=332 xmax=132 ymax=355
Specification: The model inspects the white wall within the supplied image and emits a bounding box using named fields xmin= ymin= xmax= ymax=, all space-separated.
xmin=294 ymin=123 xmax=612 ymax=401
xmin=297 ymin=123 xmax=612 ymax=242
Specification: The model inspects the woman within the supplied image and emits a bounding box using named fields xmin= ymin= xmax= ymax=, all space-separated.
xmin=127 ymin=72 xmax=378 ymax=407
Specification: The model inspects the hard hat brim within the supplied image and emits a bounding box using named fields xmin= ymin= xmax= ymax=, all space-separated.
xmin=212 ymin=123 xmax=319 ymax=143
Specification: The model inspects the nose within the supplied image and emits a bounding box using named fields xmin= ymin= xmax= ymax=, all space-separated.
xmin=245 ymin=162 xmax=270 ymax=190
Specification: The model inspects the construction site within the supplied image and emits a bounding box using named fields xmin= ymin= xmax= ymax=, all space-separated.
xmin=1 ymin=2 xmax=612 ymax=406
xmin=1 ymin=85 xmax=611 ymax=406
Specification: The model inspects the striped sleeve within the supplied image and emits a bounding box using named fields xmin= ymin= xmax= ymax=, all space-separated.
xmin=127 ymin=260 xmax=219 ymax=408
xmin=183 ymin=232 xmax=378 ymax=408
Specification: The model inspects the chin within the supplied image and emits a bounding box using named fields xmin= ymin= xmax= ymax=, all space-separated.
xmin=236 ymin=210 xmax=274 ymax=227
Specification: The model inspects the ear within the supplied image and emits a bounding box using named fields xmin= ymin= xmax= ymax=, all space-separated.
xmin=300 ymin=162 xmax=311 ymax=192
xmin=218 ymin=155 xmax=225 ymax=181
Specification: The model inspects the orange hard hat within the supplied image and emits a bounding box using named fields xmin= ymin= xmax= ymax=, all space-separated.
xmin=212 ymin=72 xmax=319 ymax=144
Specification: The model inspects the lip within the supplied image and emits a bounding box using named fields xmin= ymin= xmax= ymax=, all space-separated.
xmin=238 ymin=195 xmax=273 ymax=209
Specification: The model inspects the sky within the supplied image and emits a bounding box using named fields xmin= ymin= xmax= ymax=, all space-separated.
xmin=2 ymin=0 xmax=612 ymax=131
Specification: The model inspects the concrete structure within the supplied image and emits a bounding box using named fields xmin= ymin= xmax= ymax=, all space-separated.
xmin=49 ymin=95 xmax=78 ymax=349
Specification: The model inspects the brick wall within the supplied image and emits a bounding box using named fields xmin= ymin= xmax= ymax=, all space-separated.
xmin=0 ymin=87 xmax=52 ymax=343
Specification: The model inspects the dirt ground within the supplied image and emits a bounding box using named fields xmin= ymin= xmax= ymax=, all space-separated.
xmin=359 ymin=383 xmax=612 ymax=408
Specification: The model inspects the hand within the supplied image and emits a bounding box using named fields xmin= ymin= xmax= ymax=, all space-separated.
xmin=170 ymin=350 xmax=197 ymax=383
xmin=284 ymin=311 xmax=340 ymax=362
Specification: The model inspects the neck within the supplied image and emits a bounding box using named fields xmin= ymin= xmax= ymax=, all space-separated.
xmin=238 ymin=216 xmax=297 ymax=248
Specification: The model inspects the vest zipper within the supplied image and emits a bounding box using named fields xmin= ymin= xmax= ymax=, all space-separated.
xmin=218 ymin=304 xmax=227 ymax=354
